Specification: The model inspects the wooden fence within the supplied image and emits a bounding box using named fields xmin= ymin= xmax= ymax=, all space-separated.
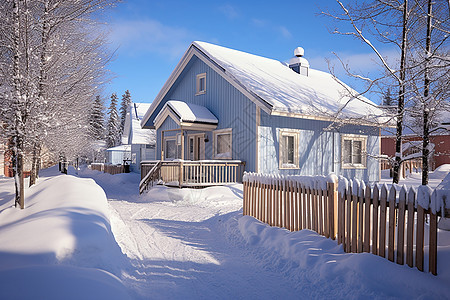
xmin=243 ymin=173 xmax=449 ymax=275
xmin=380 ymin=158 xmax=423 ymax=177
xmin=90 ymin=163 xmax=126 ymax=175
xmin=243 ymin=173 xmax=338 ymax=239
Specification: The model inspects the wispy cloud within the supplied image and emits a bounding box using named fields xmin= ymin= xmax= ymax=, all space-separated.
xmin=250 ymin=18 xmax=292 ymax=40
xmin=278 ymin=26 xmax=292 ymax=39
xmin=108 ymin=19 xmax=194 ymax=59
xmin=219 ymin=4 xmax=239 ymax=19
xmin=251 ymin=18 xmax=266 ymax=27
xmin=308 ymin=49 xmax=399 ymax=75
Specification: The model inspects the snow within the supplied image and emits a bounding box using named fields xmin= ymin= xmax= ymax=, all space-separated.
xmin=107 ymin=144 xmax=131 ymax=152
xmin=193 ymin=41 xmax=387 ymax=124
xmin=158 ymin=100 xmax=219 ymax=124
xmin=122 ymin=102 xmax=155 ymax=145
xmin=1 ymin=165 xmax=449 ymax=299
xmin=0 ymin=166 xmax=131 ymax=300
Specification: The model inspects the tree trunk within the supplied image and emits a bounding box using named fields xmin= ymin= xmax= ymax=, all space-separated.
xmin=422 ymin=0 xmax=433 ymax=186
xmin=393 ymin=0 xmax=409 ymax=184
xmin=12 ymin=0 xmax=25 ymax=209
xmin=29 ymin=142 xmax=40 ymax=187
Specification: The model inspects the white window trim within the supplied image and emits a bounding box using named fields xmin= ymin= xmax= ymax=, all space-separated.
xmin=213 ymin=128 xmax=232 ymax=159
xmin=341 ymin=134 xmax=367 ymax=169
xmin=196 ymin=73 xmax=206 ymax=95
xmin=279 ymin=129 xmax=300 ymax=170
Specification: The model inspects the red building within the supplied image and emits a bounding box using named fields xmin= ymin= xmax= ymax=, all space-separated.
xmin=381 ymin=134 xmax=450 ymax=170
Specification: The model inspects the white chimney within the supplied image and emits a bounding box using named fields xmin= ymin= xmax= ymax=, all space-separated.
xmin=289 ymin=47 xmax=309 ymax=76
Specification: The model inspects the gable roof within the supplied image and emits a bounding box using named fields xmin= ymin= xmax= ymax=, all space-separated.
xmin=141 ymin=41 xmax=387 ymax=128
xmin=122 ymin=103 xmax=156 ymax=145
xmin=154 ymin=100 xmax=218 ymax=131
xmin=158 ymin=101 xmax=218 ymax=124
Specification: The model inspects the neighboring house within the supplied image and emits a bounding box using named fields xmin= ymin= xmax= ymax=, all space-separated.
xmin=105 ymin=144 xmax=131 ymax=165
xmin=381 ymin=112 xmax=450 ymax=170
xmin=121 ymin=103 xmax=156 ymax=172
xmin=141 ymin=42 xmax=386 ymax=183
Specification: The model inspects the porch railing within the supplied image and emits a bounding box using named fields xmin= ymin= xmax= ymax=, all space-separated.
xmin=140 ymin=160 xmax=245 ymax=192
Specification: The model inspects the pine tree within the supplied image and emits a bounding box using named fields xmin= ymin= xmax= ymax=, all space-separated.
xmin=119 ymin=90 xmax=132 ymax=134
xmin=89 ymin=95 xmax=105 ymax=140
xmin=106 ymin=93 xmax=120 ymax=148
xmin=383 ymin=88 xmax=395 ymax=106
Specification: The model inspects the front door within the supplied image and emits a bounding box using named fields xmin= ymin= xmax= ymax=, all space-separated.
xmin=188 ymin=134 xmax=205 ymax=161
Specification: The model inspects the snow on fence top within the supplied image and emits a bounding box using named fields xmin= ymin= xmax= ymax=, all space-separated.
xmin=243 ymin=172 xmax=337 ymax=191
xmin=244 ymin=173 xmax=449 ymax=213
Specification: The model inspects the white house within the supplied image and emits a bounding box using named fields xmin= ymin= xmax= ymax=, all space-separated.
xmin=121 ymin=102 xmax=156 ymax=172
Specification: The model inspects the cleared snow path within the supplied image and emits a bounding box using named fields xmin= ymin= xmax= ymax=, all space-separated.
xmin=82 ymin=170 xmax=301 ymax=299
xmin=81 ymin=169 xmax=450 ymax=299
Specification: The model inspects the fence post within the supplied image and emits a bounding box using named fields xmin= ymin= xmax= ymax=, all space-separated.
xmin=327 ymin=180 xmax=338 ymax=240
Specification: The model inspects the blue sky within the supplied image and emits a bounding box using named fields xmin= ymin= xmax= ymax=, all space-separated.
xmin=104 ymin=0 xmax=395 ymax=104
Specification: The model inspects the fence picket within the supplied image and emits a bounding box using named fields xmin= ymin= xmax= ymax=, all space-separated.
xmin=379 ymin=185 xmax=387 ymax=258
xmin=318 ymin=189 xmax=324 ymax=235
xmin=406 ymin=189 xmax=415 ymax=268
xmin=358 ymin=187 xmax=364 ymax=253
xmin=351 ymin=188 xmax=358 ymax=253
xmin=302 ymin=184 xmax=308 ymax=229
xmin=372 ymin=185 xmax=379 ymax=255
xmin=388 ymin=186 xmax=396 ymax=262
xmin=364 ymin=186 xmax=371 ymax=252
xmin=306 ymin=187 xmax=311 ymax=230
xmin=429 ymin=212 xmax=438 ymax=275
xmin=346 ymin=186 xmax=352 ymax=253
xmin=416 ymin=206 xmax=425 ymax=272
xmin=397 ymin=187 xmax=406 ymax=265
xmin=338 ymin=191 xmax=345 ymax=247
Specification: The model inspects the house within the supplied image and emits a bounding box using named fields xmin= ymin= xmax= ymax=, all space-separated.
xmin=105 ymin=144 xmax=131 ymax=165
xmin=141 ymin=42 xmax=386 ymax=183
xmin=381 ymin=110 xmax=450 ymax=171
xmin=120 ymin=102 xmax=156 ymax=172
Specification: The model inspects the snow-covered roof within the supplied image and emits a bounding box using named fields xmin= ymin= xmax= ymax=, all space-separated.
xmin=141 ymin=41 xmax=388 ymax=128
xmin=162 ymin=100 xmax=218 ymax=124
xmin=106 ymin=145 xmax=131 ymax=152
xmin=122 ymin=103 xmax=156 ymax=145
xmin=194 ymin=41 xmax=385 ymax=123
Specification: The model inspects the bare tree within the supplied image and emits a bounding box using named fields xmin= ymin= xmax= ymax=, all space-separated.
xmin=322 ymin=0 xmax=449 ymax=184
xmin=0 ymin=0 xmax=117 ymax=208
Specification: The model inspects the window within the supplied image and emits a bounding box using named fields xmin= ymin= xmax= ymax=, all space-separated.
xmin=213 ymin=128 xmax=232 ymax=159
xmin=196 ymin=73 xmax=206 ymax=95
xmin=341 ymin=135 xmax=367 ymax=169
xmin=164 ymin=137 xmax=177 ymax=160
xmin=279 ymin=129 xmax=300 ymax=169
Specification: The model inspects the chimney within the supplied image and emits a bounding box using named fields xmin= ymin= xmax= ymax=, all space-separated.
xmin=289 ymin=47 xmax=309 ymax=76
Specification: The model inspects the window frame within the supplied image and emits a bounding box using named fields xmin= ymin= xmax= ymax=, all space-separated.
xmin=196 ymin=73 xmax=206 ymax=95
xmin=278 ymin=129 xmax=300 ymax=170
xmin=163 ymin=136 xmax=178 ymax=161
xmin=341 ymin=134 xmax=367 ymax=169
xmin=213 ymin=128 xmax=232 ymax=159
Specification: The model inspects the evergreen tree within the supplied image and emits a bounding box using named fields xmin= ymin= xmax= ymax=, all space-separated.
xmin=119 ymin=90 xmax=132 ymax=134
xmin=383 ymin=88 xmax=395 ymax=106
xmin=106 ymin=93 xmax=120 ymax=148
xmin=89 ymin=95 xmax=105 ymax=140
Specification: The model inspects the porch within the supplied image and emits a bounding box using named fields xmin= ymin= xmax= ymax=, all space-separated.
xmin=139 ymin=160 xmax=246 ymax=193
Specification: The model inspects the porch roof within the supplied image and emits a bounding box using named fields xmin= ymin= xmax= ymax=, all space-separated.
xmin=154 ymin=100 xmax=218 ymax=130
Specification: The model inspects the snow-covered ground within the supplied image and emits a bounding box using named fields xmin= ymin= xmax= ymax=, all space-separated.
xmin=0 ymin=166 xmax=449 ymax=299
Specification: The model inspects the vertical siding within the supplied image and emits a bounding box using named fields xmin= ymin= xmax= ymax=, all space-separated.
xmin=156 ymin=116 xmax=179 ymax=160
xmin=259 ymin=112 xmax=380 ymax=182
xmin=158 ymin=55 xmax=257 ymax=171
